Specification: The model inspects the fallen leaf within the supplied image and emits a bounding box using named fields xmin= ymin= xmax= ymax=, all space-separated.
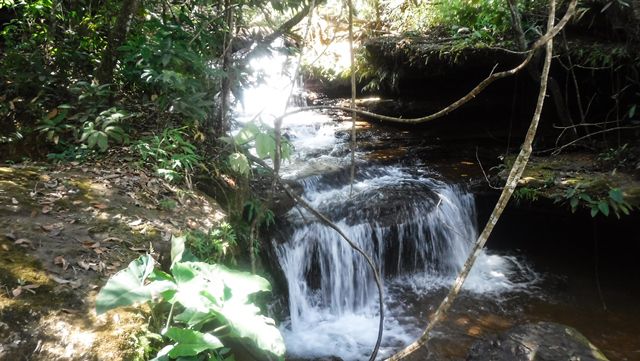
xmin=77 ymin=260 xmax=90 ymax=271
xmin=128 ymin=219 xmax=143 ymax=227
xmin=11 ymin=198 xmax=18 ymax=205
xmin=187 ymin=219 xmax=198 ymax=229
xmin=72 ymin=200 xmax=83 ymax=205
xmin=46 ymin=108 xmax=58 ymax=119
xmin=41 ymin=205 xmax=52 ymax=214
xmin=89 ymin=262 xmax=105 ymax=272
xmin=92 ymin=203 xmax=108 ymax=210
xmin=15 ymin=238 xmax=32 ymax=246
xmin=81 ymin=241 xmax=100 ymax=249
xmin=1 ymin=244 xmax=9 ymax=251
xmin=50 ymin=275 xmax=71 ymax=284
xmin=12 ymin=287 xmax=22 ymax=297
xmin=54 ymin=255 xmax=69 ymax=270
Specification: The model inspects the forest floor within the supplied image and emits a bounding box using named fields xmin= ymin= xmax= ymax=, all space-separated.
xmin=0 ymin=150 xmax=225 ymax=361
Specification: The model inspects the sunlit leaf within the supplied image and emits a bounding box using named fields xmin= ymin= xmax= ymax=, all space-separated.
xmin=228 ymin=152 xmax=250 ymax=175
xmin=96 ymin=254 xmax=173 ymax=314
xmin=255 ymin=132 xmax=274 ymax=159
xmin=165 ymin=328 xmax=223 ymax=357
xmin=218 ymin=302 xmax=285 ymax=358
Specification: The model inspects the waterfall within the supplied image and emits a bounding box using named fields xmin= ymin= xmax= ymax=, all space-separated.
xmin=274 ymin=166 xmax=493 ymax=360
xmin=238 ymin=51 xmax=539 ymax=361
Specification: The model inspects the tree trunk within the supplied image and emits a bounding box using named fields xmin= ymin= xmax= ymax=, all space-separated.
xmin=97 ymin=0 xmax=140 ymax=86
xmin=217 ymin=0 xmax=234 ymax=137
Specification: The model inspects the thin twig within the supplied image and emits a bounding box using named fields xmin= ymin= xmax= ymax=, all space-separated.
xmin=476 ymin=147 xmax=501 ymax=190
xmin=547 ymin=126 xmax=640 ymax=155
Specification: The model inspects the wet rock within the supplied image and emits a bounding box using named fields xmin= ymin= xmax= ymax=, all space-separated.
xmin=466 ymin=321 xmax=609 ymax=361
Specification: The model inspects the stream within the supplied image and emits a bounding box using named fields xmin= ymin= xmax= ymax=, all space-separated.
xmin=238 ymin=52 xmax=640 ymax=361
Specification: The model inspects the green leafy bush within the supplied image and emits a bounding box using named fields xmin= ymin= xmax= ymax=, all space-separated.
xmin=513 ymin=186 xmax=540 ymax=203
xmin=186 ymin=223 xmax=238 ymax=263
xmin=560 ymin=185 xmax=633 ymax=218
xmin=135 ymin=128 xmax=202 ymax=183
xmin=36 ymin=81 xmax=130 ymax=153
xmin=96 ymin=236 xmax=285 ymax=360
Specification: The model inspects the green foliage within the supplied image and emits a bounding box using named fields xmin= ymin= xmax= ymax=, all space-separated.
xmin=159 ymin=198 xmax=178 ymax=211
xmin=34 ymin=81 xmax=130 ymax=153
xmin=79 ymin=107 xmax=130 ymax=151
xmin=597 ymin=143 xmax=632 ymax=170
xmin=222 ymin=121 xmax=294 ymax=176
xmin=378 ymin=0 xmax=545 ymax=43
xmin=513 ymin=186 xmax=540 ymax=204
xmin=244 ymin=199 xmax=276 ymax=228
xmin=96 ymin=236 xmax=285 ymax=360
xmin=1 ymin=0 xmax=310 ymax=160
xmin=186 ymin=223 xmax=238 ymax=264
xmin=135 ymin=128 xmax=202 ymax=183
xmin=119 ymin=15 xmax=222 ymax=123
xmin=559 ymin=185 xmax=633 ymax=218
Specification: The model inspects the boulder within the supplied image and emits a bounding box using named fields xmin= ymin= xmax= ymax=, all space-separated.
xmin=466 ymin=322 xmax=609 ymax=361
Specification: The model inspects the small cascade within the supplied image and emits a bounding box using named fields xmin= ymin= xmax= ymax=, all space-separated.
xmin=237 ymin=51 xmax=539 ymax=361
xmin=275 ymin=167 xmax=501 ymax=359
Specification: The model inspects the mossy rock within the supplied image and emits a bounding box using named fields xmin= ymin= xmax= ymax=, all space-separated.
xmin=466 ymin=321 xmax=609 ymax=361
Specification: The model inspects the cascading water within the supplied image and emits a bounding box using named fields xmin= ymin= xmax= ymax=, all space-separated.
xmin=274 ymin=163 xmax=538 ymax=360
xmin=237 ymin=50 xmax=539 ymax=360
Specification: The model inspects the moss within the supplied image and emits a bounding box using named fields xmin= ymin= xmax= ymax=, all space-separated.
xmin=502 ymin=154 xmax=640 ymax=211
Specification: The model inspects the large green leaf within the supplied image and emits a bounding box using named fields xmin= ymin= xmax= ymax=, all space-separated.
xmin=255 ymin=132 xmax=275 ymax=159
xmin=228 ymin=152 xmax=250 ymax=175
xmin=210 ymin=263 xmax=271 ymax=302
xmin=173 ymin=308 xmax=215 ymax=329
xmin=171 ymin=235 xmax=186 ymax=269
xmin=218 ymin=302 xmax=286 ymax=358
xmin=165 ymin=328 xmax=223 ymax=357
xmin=171 ymin=262 xmax=224 ymax=313
xmin=96 ymin=254 xmax=174 ymax=314
xmin=234 ymin=123 xmax=260 ymax=145
xmin=169 ymin=262 xmax=283 ymax=357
